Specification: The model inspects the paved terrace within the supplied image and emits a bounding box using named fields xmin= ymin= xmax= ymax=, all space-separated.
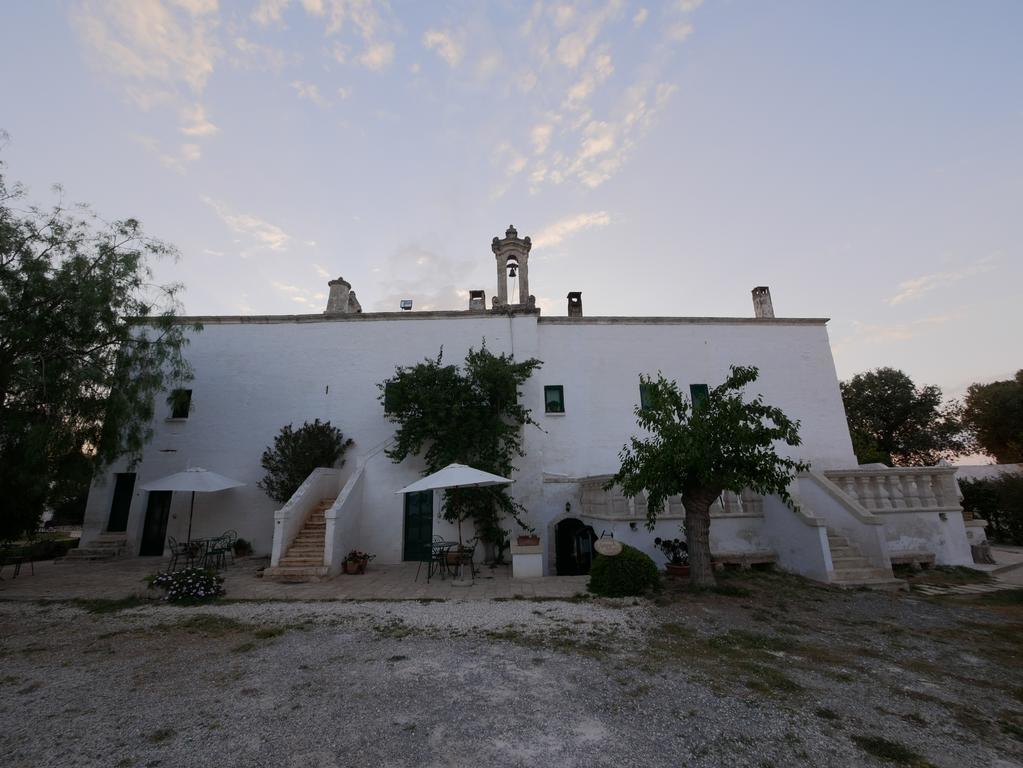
xmin=0 ymin=556 xmax=589 ymax=602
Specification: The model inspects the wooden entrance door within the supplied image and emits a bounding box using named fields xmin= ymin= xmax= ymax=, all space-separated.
xmin=106 ymin=473 xmax=136 ymax=532
xmin=139 ymin=491 xmax=173 ymax=556
xmin=402 ymin=490 xmax=434 ymax=561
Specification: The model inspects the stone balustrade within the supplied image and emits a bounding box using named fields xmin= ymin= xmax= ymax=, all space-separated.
xmin=822 ymin=466 xmax=961 ymax=514
xmin=578 ymin=476 xmax=763 ymax=521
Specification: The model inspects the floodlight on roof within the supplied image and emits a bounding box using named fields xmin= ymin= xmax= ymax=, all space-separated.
xmin=399 ymin=299 xmax=413 ymax=311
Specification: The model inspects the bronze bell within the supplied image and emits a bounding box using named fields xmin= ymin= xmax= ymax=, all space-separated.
xmin=508 ymin=264 xmax=518 ymax=278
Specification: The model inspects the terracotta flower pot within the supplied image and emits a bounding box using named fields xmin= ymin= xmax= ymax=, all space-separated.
xmin=517 ymin=535 xmax=540 ymax=546
xmin=665 ymin=563 xmax=690 ymax=579
xmin=344 ymin=559 xmax=367 ymax=575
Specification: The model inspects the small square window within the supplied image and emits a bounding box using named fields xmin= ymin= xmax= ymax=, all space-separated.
xmin=169 ymin=388 xmax=192 ymax=419
xmin=544 ymin=385 xmax=565 ymax=414
xmin=639 ymin=382 xmax=655 ymax=410
xmin=690 ymin=383 xmax=709 ymax=408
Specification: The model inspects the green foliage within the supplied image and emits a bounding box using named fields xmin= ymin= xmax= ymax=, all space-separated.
xmin=258 ymin=419 xmax=354 ymax=504
xmin=587 ymin=544 xmax=661 ymax=597
xmin=609 ymin=366 xmax=808 ymax=586
xmin=961 ymin=370 xmax=1023 ymax=463
xmin=960 ymin=475 xmax=1023 ymax=545
xmin=381 ymin=344 xmax=542 ymax=544
xmin=840 ymin=367 xmax=964 ymax=466
xmin=0 ymin=159 xmax=197 ymax=541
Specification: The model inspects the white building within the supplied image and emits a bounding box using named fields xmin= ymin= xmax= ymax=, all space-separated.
xmin=81 ymin=226 xmax=984 ymax=585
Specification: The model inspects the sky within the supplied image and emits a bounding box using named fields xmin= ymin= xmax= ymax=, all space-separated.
xmin=1 ymin=0 xmax=1021 ymax=401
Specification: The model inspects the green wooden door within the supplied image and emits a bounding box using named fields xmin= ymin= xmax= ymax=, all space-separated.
xmin=402 ymin=490 xmax=434 ymax=561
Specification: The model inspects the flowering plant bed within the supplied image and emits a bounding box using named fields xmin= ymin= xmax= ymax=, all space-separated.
xmin=654 ymin=536 xmax=689 ymax=578
xmin=148 ymin=568 xmax=225 ymax=603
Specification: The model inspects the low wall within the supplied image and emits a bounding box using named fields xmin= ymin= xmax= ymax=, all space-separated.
xmin=880 ymin=509 xmax=974 ymax=565
xmin=324 ymin=464 xmax=365 ymax=576
xmin=760 ymin=494 xmax=833 ymax=582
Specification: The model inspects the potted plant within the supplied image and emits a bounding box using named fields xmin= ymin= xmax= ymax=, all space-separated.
xmin=342 ymin=549 xmax=374 ymax=574
xmin=654 ymin=536 xmax=689 ymax=578
xmin=516 ymin=527 xmax=540 ymax=546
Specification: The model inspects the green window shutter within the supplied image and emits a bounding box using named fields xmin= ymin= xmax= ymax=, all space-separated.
xmin=544 ymin=385 xmax=565 ymax=414
xmin=639 ymin=383 xmax=654 ymax=410
xmin=690 ymin=383 xmax=709 ymax=408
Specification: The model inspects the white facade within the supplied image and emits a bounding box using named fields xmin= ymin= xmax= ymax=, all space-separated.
xmin=82 ymin=234 xmax=979 ymax=582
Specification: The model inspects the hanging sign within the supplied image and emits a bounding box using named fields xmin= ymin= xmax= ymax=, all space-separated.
xmin=594 ymin=539 xmax=623 ymax=557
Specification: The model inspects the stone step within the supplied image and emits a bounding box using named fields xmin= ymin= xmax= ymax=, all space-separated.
xmin=264 ymin=564 xmax=329 ymax=582
xmin=833 ymin=567 xmax=888 ymax=581
xmin=286 ymin=547 xmax=324 ymax=556
xmin=832 ymin=577 xmax=908 ymax=592
xmin=831 ymin=556 xmax=872 ymax=569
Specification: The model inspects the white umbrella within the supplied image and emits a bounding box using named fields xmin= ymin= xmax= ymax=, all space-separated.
xmin=140 ymin=467 xmax=245 ymax=544
xmin=395 ymin=463 xmax=513 ymax=495
xmin=396 ymin=464 xmax=513 ymax=586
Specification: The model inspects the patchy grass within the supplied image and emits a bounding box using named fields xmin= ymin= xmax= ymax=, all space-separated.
xmin=146 ymin=728 xmax=176 ymax=744
xmin=899 ymin=566 xmax=993 ymax=588
xmin=969 ymin=589 xmax=1023 ymax=606
xmin=851 ymin=735 xmax=934 ymax=766
xmin=69 ymin=596 xmax=153 ymax=614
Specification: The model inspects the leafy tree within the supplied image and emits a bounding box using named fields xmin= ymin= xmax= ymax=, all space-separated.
xmin=608 ymin=366 xmax=808 ymax=587
xmin=258 ymin=419 xmax=354 ymax=504
xmin=0 ymin=160 xmax=195 ymax=541
xmin=380 ymin=344 xmax=542 ymax=547
xmin=840 ymin=368 xmax=964 ymax=466
xmin=961 ymin=371 xmax=1023 ymax=463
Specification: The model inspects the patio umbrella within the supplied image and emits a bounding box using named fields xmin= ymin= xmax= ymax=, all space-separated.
xmin=140 ymin=467 xmax=245 ymax=544
xmin=395 ymin=463 xmax=513 ymax=495
xmin=396 ymin=464 xmax=513 ymax=586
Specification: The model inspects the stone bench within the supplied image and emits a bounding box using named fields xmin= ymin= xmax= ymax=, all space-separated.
xmin=712 ymin=551 xmax=777 ymax=570
xmin=888 ymin=552 xmax=936 ymax=571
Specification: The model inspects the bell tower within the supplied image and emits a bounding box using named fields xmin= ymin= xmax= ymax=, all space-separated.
xmin=491 ymin=225 xmax=534 ymax=308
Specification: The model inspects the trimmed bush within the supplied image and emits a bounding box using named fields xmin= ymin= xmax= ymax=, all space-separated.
xmin=588 ymin=544 xmax=661 ymax=597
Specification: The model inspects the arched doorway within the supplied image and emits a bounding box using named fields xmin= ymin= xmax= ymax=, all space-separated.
xmin=555 ymin=518 xmax=597 ymax=575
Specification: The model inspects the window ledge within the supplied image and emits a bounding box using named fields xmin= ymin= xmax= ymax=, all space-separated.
xmin=165 ymin=417 xmax=189 ymax=423
xmin=544 ymin=411 xmax=566 ymax=417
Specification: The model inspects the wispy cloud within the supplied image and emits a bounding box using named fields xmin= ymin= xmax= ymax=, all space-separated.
xmin=371 ymin=244 xmax=473 ymax=312
xmin=179 ymin=103 xmax=218 ymax=136
xmin=887 ymin=256 xmax=998 ymax=305
xmin=201 ymin=195 xmax=290 ymax=251
xmin=533 ymin=211 xmax=612 ymax=249
xmin=836 ymin=311 xmax=964 ymax=349
xmin=423 ymin=28 xmax=464 ymax=68
xmin=291 ymin=79 xmax=328 ymax=106
xmin=359 ymin=41 xmax=394 ymax=70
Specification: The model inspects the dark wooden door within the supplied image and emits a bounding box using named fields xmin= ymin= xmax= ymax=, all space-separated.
xmin=106 ymin=473 xmax=136 ymax=532
xmin=402 ymin=490 xmax=434 ymax=561
xmin=139 ymin=491 xmax=173 ymax=556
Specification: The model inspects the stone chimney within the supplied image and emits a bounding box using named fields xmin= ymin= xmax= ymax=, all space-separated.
xmin=752 ymin=286 xmax=774 ymax=318
xmin=567 ymin=291 xmax=583 ymax=317
xmin=325 ymin=277 xmax=362 ymax=314
xmin=469 ymin=290 xmax=486 ymax=311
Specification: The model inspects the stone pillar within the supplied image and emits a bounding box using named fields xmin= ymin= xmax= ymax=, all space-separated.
xmin=491 ymin=225 xmax=532 ymax=307
xmin=325 ymin=277 xmax=352 ymax=313
xmin=752 ymin=286 xmax=775 ymax=318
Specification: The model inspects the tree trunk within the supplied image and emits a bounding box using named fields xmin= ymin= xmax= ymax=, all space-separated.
xmin=682 ymin=488 xmax=720 ymax=587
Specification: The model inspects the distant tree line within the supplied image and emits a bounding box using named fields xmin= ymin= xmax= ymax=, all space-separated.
xmin=840 ymin=367 xmax=1023 ymax=467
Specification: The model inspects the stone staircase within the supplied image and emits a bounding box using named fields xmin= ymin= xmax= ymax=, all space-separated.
xmin=263 ymin=499 xmax=332 ymax=581
xmin=827 ymin=529 xmax=905 ymax=590
xmin=63 ymin=533 xmax=127 ymax=561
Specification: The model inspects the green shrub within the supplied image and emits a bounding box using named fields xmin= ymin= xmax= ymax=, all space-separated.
xmin=258 ymin=419 xmax=354 ymax=504
xmin=588 ymin=544 xmax=661 ymax=597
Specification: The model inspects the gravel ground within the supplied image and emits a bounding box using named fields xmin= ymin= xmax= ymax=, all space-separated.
xmin=2 ymin=571 xmax=1022 ymax=768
